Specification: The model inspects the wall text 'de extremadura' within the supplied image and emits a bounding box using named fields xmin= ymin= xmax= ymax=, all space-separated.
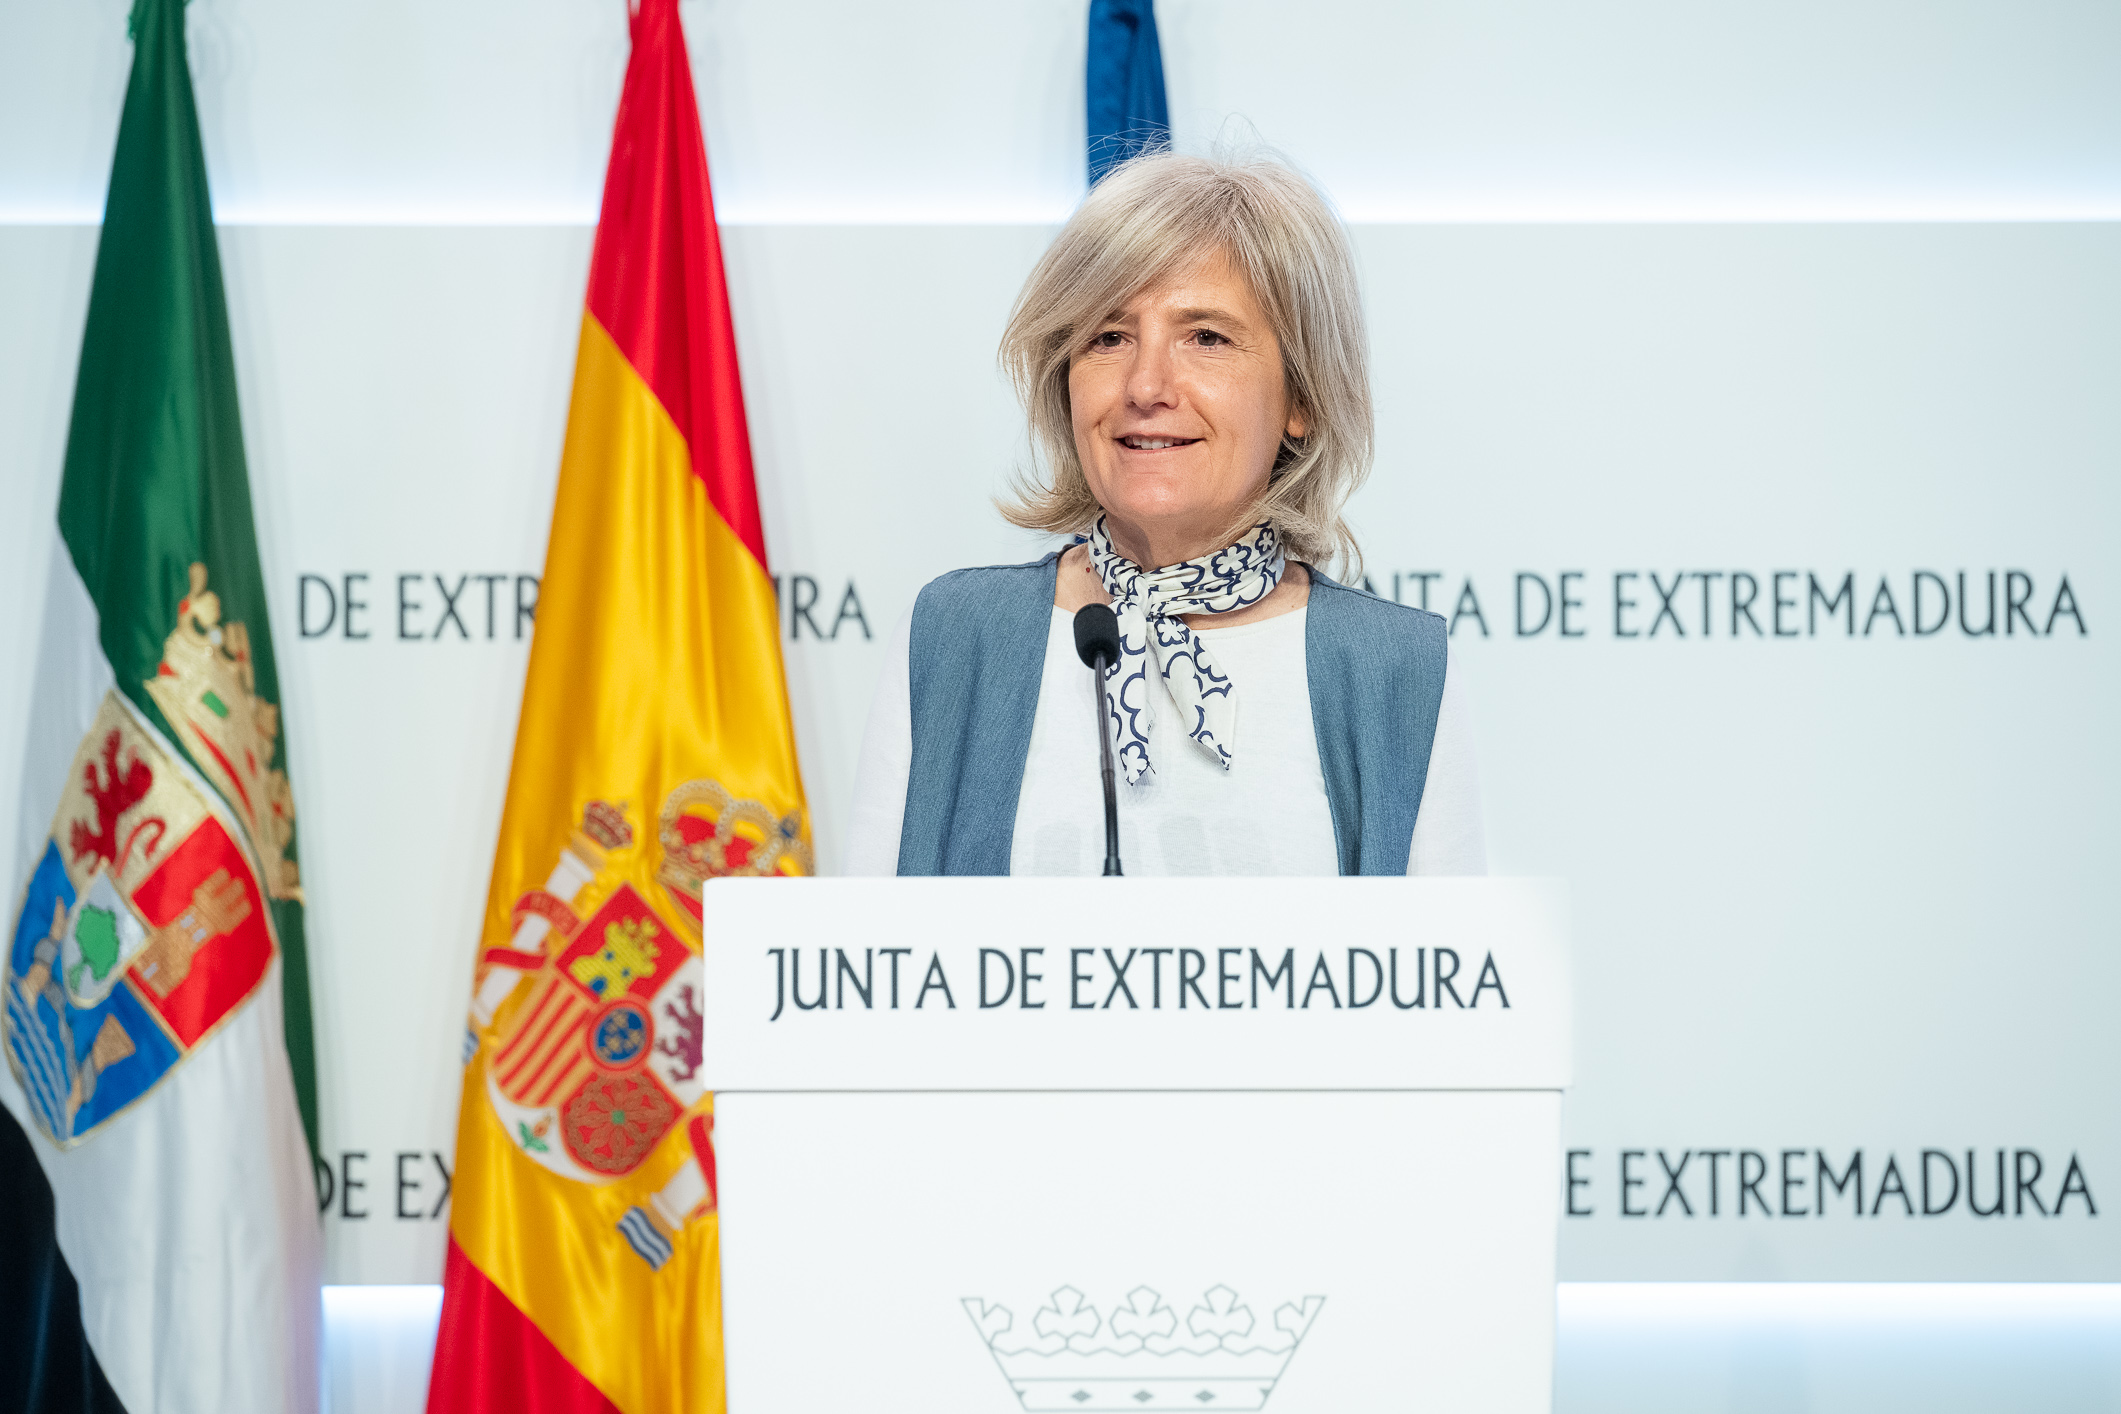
xmin=1368 ymin=568 xmax=2087 ymax=639
xmin=765 ymin=946 xmax=1508 ymax=1022
xmin=1565 ymin=1147 xmax=2097 ymax=1220
xmin=293 ymin=571 xmax=871 ymax=642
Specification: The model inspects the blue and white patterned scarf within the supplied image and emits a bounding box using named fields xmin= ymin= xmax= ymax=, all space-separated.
xmin=1087 ymin=516 xmax=1287 ymax=784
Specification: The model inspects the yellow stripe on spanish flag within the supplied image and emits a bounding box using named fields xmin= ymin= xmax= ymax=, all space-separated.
xmin=429 ymin=3 xmax=806 ymax=1410
xmin=490 ymin=314 xmax=805 ymax=918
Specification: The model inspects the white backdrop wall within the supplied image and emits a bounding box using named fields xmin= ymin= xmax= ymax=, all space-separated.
xmin=3 ymin=0 xmax=2118 ymax=1296
xmin=8 ymin=0 xmax=2121 ymax=222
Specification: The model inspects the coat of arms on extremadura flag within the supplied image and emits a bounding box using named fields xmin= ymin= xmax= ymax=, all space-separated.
xmin=469 ymin=790 xmax=809 ymax=1269
xmin=6 ymin=568 xmax=290 ymax=1148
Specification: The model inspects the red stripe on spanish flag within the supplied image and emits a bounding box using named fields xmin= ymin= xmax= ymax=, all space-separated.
xmin=430 ymin=2 xmax=808 ymax=1410
xmin=428 ymin=1240 xmax=619 ymax=1414
xmin=586 ymin=0 xmax=766 ymax=568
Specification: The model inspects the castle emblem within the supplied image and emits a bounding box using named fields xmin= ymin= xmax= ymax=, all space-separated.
xmin=964 ymin=1285 xmax=1325 ymax=1411
xmin=6 ymin=690 xmax=277 ymax=1148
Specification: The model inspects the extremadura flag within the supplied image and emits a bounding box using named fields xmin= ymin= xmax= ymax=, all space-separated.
xmin=427 ymin=0 xmax=811 ymax=1409
xmin=1 ymin=1 xmax=323 ymax=1411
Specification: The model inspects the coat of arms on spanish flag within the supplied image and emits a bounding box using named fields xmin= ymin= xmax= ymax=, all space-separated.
xmin=428 ymin=1 xmax=810 ymax=1409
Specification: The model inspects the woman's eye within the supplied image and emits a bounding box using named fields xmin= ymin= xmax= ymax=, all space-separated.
xmin=1091 ymin=330 xmax=1125 ymax=349
xmin=1193 ymin=329 xmax=1228 ymax=347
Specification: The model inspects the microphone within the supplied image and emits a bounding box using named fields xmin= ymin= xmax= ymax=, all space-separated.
xmin=1072 ymin=604 xmax=1124 ymax=876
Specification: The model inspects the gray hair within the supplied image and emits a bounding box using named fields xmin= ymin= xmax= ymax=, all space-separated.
xmin=998 ymin=149 xmax=1372 ymax=575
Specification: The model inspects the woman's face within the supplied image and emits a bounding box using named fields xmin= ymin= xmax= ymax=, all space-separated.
xmin=1069 ymin=250 xmax=1306 ymax=568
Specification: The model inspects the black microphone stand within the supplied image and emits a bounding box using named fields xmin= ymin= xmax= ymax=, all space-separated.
xmin=1091 ymin=647 xmax=1122 ymax=876
xmin=1072 ymin=603 xmax=1125 ymax=876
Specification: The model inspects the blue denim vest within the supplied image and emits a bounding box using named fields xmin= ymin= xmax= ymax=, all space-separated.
xmin=897 ymin=552 xmax=1447 ymax=876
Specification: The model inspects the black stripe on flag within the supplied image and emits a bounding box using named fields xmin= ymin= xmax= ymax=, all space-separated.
xmin=0 ymin=1106 xmax=128 ymax=1413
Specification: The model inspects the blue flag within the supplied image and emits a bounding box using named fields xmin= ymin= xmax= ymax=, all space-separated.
xmin=1086 ymin=0 xmax=1169 ymax=184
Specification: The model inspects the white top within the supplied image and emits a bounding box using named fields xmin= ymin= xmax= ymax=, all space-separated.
xmin=843 ymin=602 xmax=1487 ymax=878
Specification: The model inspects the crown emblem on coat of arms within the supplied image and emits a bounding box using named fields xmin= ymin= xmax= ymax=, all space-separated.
xmin=963 ymin=1285 xmax=1325 ymax=1411
xmin=654 ymin=779 xmax=811 ymax=928
xmin=142 ymin=563 xmax=301 ymax=902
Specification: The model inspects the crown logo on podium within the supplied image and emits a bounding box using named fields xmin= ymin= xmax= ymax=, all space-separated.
xmin=962 ymin=1284 xmax=1325 ymax=1411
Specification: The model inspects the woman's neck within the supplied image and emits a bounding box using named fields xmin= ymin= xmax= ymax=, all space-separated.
xmin=1099 ymin=515 xmax=1225 ymax=573
xmin=1051 ymin=543 xmax=1310 ymax=628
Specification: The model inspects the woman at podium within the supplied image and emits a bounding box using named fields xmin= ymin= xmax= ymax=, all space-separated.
xmin=846 ymin=151 xmax=1483 ymax=878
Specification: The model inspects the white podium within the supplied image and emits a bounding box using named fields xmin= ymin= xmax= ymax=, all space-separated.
xmin=697 ymin=877 xmax=1570 ymax=1413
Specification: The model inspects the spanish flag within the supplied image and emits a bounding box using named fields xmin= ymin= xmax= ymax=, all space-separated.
xmin=428 ymin=1 xmax=810 ymax=1409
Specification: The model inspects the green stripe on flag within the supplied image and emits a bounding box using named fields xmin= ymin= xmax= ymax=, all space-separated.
xmin=56 ymin=0 xmax=319 ymax=1169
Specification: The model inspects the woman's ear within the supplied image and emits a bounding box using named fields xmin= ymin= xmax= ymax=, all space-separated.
xmin=1285 ymin=404 xmax=1310 ymax=439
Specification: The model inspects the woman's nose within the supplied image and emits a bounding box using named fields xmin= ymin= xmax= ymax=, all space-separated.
xmin=1127 ymin=340 xmax=1177 ymax=410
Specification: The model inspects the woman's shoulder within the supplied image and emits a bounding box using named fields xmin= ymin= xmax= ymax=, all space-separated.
xmin=1305 ymin=568 xmax=1449 ymax=637
xmin=913 ymin=551 xmax=1062 ymax=613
